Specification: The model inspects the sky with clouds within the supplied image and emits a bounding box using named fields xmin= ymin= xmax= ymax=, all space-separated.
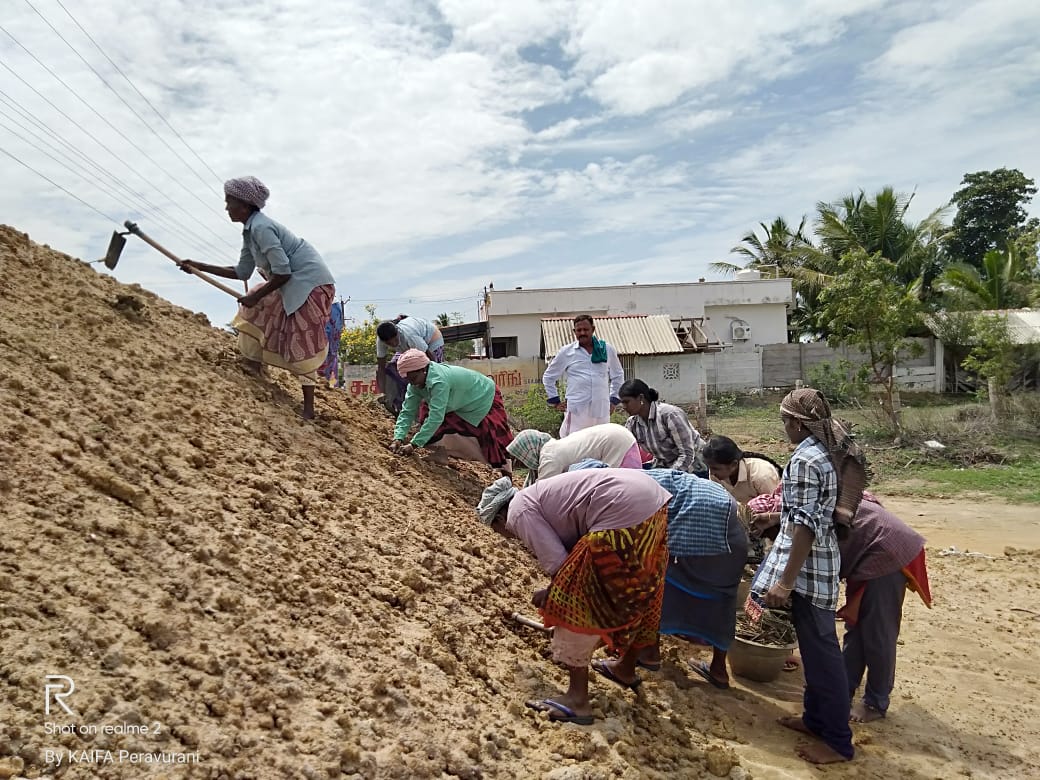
xmin=2 ymin=0 xmax=1039 ymax=329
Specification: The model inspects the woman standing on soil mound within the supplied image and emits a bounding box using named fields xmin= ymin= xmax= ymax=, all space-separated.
xmin=477 ymin=469 xmax=671 ymax=725
xmin=180 ymin=176 xmax=336 ymax=419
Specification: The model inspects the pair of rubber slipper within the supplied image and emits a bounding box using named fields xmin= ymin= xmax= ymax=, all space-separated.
xmin=524 ymin=698 xmax=594 ymax=725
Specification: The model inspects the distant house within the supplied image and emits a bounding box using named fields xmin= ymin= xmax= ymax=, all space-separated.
xmin=472 ymin=274 xmax=794 ymax=402
xmin=480 ymin=273 xmax=794 ymax=359
xmin=928 ymin=308 xmax=1040 ymax=392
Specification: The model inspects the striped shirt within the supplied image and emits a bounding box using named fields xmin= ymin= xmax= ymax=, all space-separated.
xmin=625 ymin=402 xmax=705 ymax=473
xmin=752 ymin=436 xmax=840 ymax=611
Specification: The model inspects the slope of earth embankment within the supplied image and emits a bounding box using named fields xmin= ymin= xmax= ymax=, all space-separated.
xmin=3 ymin=226 xmax=1039 ymax=780
xmin=0 ymin=226 xmax=742 ymax=778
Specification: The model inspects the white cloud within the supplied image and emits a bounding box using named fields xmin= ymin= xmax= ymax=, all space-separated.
xmin=1 ymin=0 xmax=1038 ymax=335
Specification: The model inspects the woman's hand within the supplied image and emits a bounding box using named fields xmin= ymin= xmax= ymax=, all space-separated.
xmin=531 ymin=588 xmax=549 ymax=609
xmin=398 ymin=443 xmax=415 ymax=456
xmin=750 ymin=511 xmax=780 ymax=537
xmin=179 ymin=259 xmax=198 ymax=274
xmin=238 ymin=290 xmax=264 ymax=309
xmin=389 ymin=439 xmax=403 ymax=453
xmin=764 ymin=582 xmax=793 ymax=609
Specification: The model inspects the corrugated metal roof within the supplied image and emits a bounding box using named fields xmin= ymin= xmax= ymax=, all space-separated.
xmin=541 ymin=315 xmax=683 ymax=357
xmin=1004 ymin=309 xmax=1040 ymax=344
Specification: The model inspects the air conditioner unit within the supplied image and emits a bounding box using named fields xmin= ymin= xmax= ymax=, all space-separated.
xmin=731 ymin=323 xmax=751 ymax=341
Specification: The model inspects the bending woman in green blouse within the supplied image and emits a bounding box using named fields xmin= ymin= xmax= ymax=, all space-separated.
xmin=389 ymin=350 xmax=514 ymax=472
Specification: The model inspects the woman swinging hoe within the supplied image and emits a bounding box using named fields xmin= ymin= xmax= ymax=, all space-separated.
xmin=181 ymin=176 xmax=336 ymax=419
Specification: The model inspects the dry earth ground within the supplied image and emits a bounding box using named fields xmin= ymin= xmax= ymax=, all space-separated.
xmin=0 ymin=225 xmax=1037 ymax=779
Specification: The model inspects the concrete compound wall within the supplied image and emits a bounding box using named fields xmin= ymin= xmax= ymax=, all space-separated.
xmin=333 ymin=338 xmax=941 ymax=401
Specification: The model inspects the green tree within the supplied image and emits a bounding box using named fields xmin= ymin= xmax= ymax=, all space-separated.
xmin=939 ymin=243 xmax=1037 ymax=310
xmin=962 ymin=313 xmax=1017 ymax=420
xmin=436 ymin=312 xmax=476 ymax=361
xmin=814 ymin=187 xmax=950 ymax=303
xmin=818 ymin=249 xmax=924 ymax=438
xmin=340 ymin=303 xmax=379 ymax=364
xmin=948 ymin=168 xmax=1038 ymax=268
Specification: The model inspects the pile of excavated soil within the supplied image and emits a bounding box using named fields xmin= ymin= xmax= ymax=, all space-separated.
xmin=1 ymin=225 xmax=1038 ymax=779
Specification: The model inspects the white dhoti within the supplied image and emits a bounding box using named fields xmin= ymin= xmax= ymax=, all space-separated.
xmin=559 ymin=397 xmax=610 ymax=437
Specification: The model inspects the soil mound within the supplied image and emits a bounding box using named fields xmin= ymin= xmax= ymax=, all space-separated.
xmin=0 ymin=226 xmax=735 ymax=778
xmin=4 ymin=226 xmax=1039 ymax=780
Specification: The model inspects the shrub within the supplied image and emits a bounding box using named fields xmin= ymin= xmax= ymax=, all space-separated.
xmin=807 ymin=360 xmax=870 ymax=406
xmin=506 ymin=385 xmax=564 ymax=435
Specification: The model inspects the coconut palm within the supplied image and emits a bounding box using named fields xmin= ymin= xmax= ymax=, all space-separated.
xmin=939 ymin=243 xmax=1035 ymax=310
xmin=712 ymin=217 xmax=831 ymax=340
xmin=814 ymin=188 xmax=951 ymax=302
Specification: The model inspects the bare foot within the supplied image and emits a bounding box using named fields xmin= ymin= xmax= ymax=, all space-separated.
xmin=850 ymin=702 xmax=885 ymax=723
xmin=240 ymin=359 xmax=262 ymax=376
xmin=777 ymin=715 xmax=813 ymax=735
xmin=796 ymin=740 xmax=851 ymax=764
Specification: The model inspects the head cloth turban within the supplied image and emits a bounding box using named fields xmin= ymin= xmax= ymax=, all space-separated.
xmin=396 ymin=349 xmax=431 ymax=376
xmin=780 ymin=388 xmax=869 ymax=528
xmin=506 ymin=430 xmax=552 ymax=472
xmin=475 ymin=476 xmax=518 ymax=525
xmin=224 ymin=176 xmax=270 ymax=209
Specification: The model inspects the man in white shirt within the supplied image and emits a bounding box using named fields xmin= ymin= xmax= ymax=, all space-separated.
xmin=542 ymin=315 xmax=624 ymax=437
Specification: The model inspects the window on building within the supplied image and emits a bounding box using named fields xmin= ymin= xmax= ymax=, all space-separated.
xmin=491 ymin=337 xmax=518 ymax=358
xmin=620 ymin=354 xmax=636 ymax=378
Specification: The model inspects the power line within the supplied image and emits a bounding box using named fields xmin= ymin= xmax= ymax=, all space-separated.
xmin=0 ymin=88 xmax=234 ymax=261
xmin=0 ymin=142 xmax=118 ymax=223
xmin=0 ymin=22 xmax=235 ymax=252
xmin=0 ymin=111 xmax=227 ymax=261
xmin=51 ymin=0 xmax=224 ymax=185
xmin=19 ymin=0 xmax=220 ymax=193
xmin=0 ymin=56 xmax=236 ymax=257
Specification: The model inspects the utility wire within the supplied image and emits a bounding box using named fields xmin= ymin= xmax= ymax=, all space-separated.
xmin=0 ymin=109 xmax=226 ymax=261
xmin=19 ymin=0 xmax=220 ymax=192
xmin=0 ymin=25 xmax=235 ymax=252
xmin=0 ymin=89 xmax=234 ymax=261
xmin=51 ymin=0 xmax=224 ymax=185
xmin=0 ymin=57 xmax=236 ymax=257
xmin=0 ymin=142 xmax=119 ymax=223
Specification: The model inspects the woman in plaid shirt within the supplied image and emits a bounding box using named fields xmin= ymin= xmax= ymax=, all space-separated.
xmin=752 ymin=388 xmax=867 ymax=765
xmin=619 ymin=379 xmax=707 ymax=475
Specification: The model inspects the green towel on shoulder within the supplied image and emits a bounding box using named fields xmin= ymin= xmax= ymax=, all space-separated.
xmin=590 ymin=336 xmax=608 ymax=363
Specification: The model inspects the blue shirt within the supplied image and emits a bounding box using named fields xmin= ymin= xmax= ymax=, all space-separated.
xmin=375 ymin=316 xmax=444 ymax=358
xmin=235 ymin=211 xmax=335 ymax=315
xmin=751 ymin=436 xmax=840 ymax=610
xmin=646 ymin=469 xmax=736 ymax=557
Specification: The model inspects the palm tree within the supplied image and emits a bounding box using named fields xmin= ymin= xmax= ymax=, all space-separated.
xmin=939 ymin=244 xmax=1035 ymax=310
xmin=713 ymin=216 xmax=831 ymax=340
xmin=711 ymin=216 xmax=814 ymax=277
xmin=814 ymin=188 xmax=950 ymax=302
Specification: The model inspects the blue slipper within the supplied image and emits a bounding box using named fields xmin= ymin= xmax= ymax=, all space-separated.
xmin=525 ymin=698 xmax=594 ymax=725
xmin=591 ymin=658 xmax=642 ymax=691
xmin=689 ymin=659 xmax=730 ymax=690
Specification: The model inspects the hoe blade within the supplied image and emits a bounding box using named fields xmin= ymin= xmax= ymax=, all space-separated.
xmin=102 ymin=231 xmax=126 ymax=270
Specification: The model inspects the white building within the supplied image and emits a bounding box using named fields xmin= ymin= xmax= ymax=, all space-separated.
xmin=482 ymin=274 xmax=793 ymax=359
